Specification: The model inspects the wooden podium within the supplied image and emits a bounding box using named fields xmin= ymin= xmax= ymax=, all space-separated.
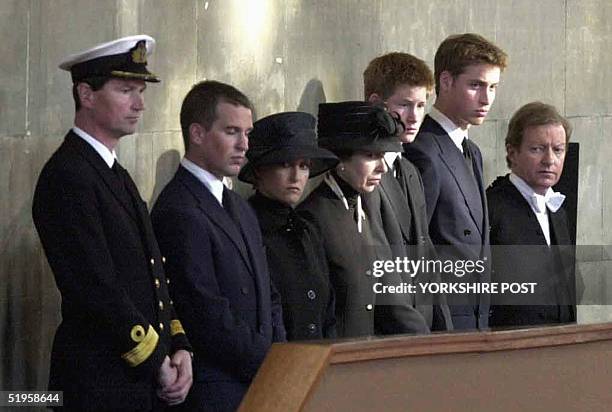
xmin=239 ymin=323 xmax=612 ymax=411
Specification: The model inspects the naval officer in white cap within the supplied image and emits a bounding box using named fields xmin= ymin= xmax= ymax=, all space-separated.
xmin=32 ymin=35 xmax=193 ymax=411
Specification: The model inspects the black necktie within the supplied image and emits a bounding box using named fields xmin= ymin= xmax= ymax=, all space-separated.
xmin=394 ymin=157 xmax=403 ymax=181
xmin=462 ymin=137 xmax=475 ymax=178
xmin=222 ymin=187 xmax=241 ymax=226
xmin=394 ymin=157 xmax=409 ymax=195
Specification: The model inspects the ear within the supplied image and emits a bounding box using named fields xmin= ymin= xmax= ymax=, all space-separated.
xmin=77 ymin=82 xmax=95 ymax=109
xmin=367 ymin=93 xmax=383 ymax=104
xmin=188 ymin=123 xmax=205 ymax=146
xmin=506 ymin=143 xmax=518 ymax=167
xmin=439 ymin=70 xmax=454 ymax=94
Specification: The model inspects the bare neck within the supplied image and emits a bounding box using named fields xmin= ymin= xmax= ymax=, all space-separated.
xmin=433 ymin=100 xmax=470 ymax=131
xmin=74 ymin=113 xmax=120 ymax=151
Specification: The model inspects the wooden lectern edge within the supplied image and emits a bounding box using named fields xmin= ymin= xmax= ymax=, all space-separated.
xmin=327 ymin=322 xmax=612 ymax=364
xmin=240 ymin=323 xmax=612 ymax=411
xmin=238 ymin=342 xmax=333 ymax=412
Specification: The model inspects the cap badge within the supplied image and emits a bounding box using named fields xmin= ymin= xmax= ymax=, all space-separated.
xmin=131 ymin=41 xmax=147 ymax=64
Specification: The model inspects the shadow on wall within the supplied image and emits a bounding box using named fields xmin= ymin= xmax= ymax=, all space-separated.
xmin=297 ymin=78 xmax=327 ymax=118
xmin=1 ymin=204 xmax=60 ymax=390
xmin=150 ymin=150 xmax=181 ymax=207
xmin=298 ymin=78 xmax=328 ymax=200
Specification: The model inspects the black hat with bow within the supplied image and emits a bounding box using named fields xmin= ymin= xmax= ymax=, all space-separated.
xmin=317 ymin=101 xmax=404 ymax=154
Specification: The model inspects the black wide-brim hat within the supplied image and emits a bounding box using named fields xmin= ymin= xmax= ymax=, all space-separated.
xmin=238 ymin=112 xmax=339 ymax=184
xmin=317 ymin=101 xmax=404 ymax=154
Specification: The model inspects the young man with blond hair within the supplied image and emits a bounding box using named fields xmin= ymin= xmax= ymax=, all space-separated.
xmin=404 ymin=33 xmax=508 ymax=330
xmin=363 ymin=52 xmax=452 ymax=331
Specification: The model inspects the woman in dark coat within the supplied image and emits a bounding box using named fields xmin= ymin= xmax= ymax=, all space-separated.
xmin=299 ymin=102 xmax=429 ymax=338
xmin=239 ymin=112 xmax=339 ymax=340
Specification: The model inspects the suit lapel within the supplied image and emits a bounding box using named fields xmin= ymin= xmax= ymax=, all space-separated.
xmin=549 ymin=208 xmax=570 ymax=246
xmin=117 ymin=165 xmax=159 ymax=256
xmin=427 ymin=118 xmax=484 ymax=234
xmin=176 ymin=167 xmax=255 ymax=275
xmin=380 ymin=172 xmax=412 ymax=242
xmin=66 ymin=132 xmax=141 ymax=227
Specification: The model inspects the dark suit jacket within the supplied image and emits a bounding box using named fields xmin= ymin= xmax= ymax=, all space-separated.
xmin=364 ymin=157 xmax=453 ymax=331
xmin=151 ymin=166 xmax=285 ymax=412
xmin=487 ymin=175 xmax=577 ymax=327
xmin=299 ymin=180 xmax=429 ymax=338
xmin=404 ymin=115 xmax=491 ymax=330
xmin=32 ymin=131 xmax=190 ymax=411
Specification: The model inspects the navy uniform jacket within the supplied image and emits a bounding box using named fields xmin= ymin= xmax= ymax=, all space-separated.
xmin=32 ymin=131 xmax=190 ymax=411
xmin=364 ymin=157 xmax=453 ymax=331
xmin=151 ymin=166 xmax=285 ymax=412
xmin=404 ymin=115 xmax=491 ymax=330
xmin=487 ymin=175 xmax=577 ymax=327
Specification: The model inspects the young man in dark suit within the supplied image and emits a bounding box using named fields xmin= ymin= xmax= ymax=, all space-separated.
xmin=363 ymin=52 xmax=452 ymax=331
xmin=488 ymin=102 xmax=577 ymax=327
xmin=151 ymin=80 xmax=286 ymax=412
xmin=32 ymin=35 xmax=192 ymax=411
xmin=404 ymin=33 xmax=508 ymax=330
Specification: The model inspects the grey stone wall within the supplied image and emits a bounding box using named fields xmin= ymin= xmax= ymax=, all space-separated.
xmin=1 ymin=0 xmax=611 ymax=391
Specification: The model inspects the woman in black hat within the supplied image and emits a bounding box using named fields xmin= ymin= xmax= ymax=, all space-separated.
xmin=299 ymin=102 xmax=429 ymax=338
xmin=239 ymin=111 xmax=339 ymax=341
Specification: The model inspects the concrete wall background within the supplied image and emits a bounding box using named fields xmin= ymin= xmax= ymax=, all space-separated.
xmin=1 ymin=0 xmax=611 ymax=390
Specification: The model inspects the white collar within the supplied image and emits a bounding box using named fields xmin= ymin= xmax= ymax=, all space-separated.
xmin=72 ymin=126 xmax=117 ymax=168
xmin=384 ymin=152 xmax=402 ymax=170
xmin=509 ymin=173 xmax=565 ymax=213
xmin=429 ymin=106 xmax=468 ymax=152
xmin=181 ymin=158 xmax=225 ymax=205
xmin=323 ymin=172 xmax=365 ymax=233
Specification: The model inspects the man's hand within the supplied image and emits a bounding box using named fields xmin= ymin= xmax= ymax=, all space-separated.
xmin=157 ymin=355 xmax=177 ymax=389
xmin=157 ymin=350 xmax=193 ymax=406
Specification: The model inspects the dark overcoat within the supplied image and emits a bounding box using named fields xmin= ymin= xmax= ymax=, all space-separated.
xmin=249 ymin=192 xmax=336 ymax=340
xmin=404 ymin=115 xmax=491 ymax=330
xmin=364 ymin=156 xmax=453 ymax=331
xmin=487 ymin=175 xmax=577 ymax=327
xmin=299 ymin=179 xmax=429 ymax=338
xmin=151 ymin=166 xmax=285 ymax=412
xmin=32 ymin=131 xmax=190 ymax=411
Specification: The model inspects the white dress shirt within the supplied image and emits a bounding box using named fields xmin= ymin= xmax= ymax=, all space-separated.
xmin=384 ymin=152 xmax=401 ymax=178
xmin=72 ymin=126 xmax=117 ymax=168
xmin=180 ymin=157 xmax=224 ymax=206
xmin=429 ymin=106 xmax=468 ymax=153
xmin=509 ymin=173 xmax=566 ymax=246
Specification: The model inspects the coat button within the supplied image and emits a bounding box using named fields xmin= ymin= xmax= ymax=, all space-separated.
xmin=366 ymin=304 xmax=373 ymax=311
xmin=307 ymin=290 xmax=316 ymax=300
xmin=170 ymin=300 xmax=174 ymax=305
xmin=159 ymin=301 xmax=164 ymax=310
xmin=241 ymin=287 xmax=249 ymax=295
xmin=162 ymin=256 xmax=166 ymax=264
xmin=307 ymin=323 xmax=317 ymax=333
xmin=166 ymin=278 xmax=170 ymax=285
xmin=154 ymin=279 xmax=160 ymax=289
xmin=159 ymin=322 xmax=164 ymax=331
xmin=464 ymin=229 xmax=471 ymax=236
xmin=150 ymin=258 xmax=155 ymax=266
